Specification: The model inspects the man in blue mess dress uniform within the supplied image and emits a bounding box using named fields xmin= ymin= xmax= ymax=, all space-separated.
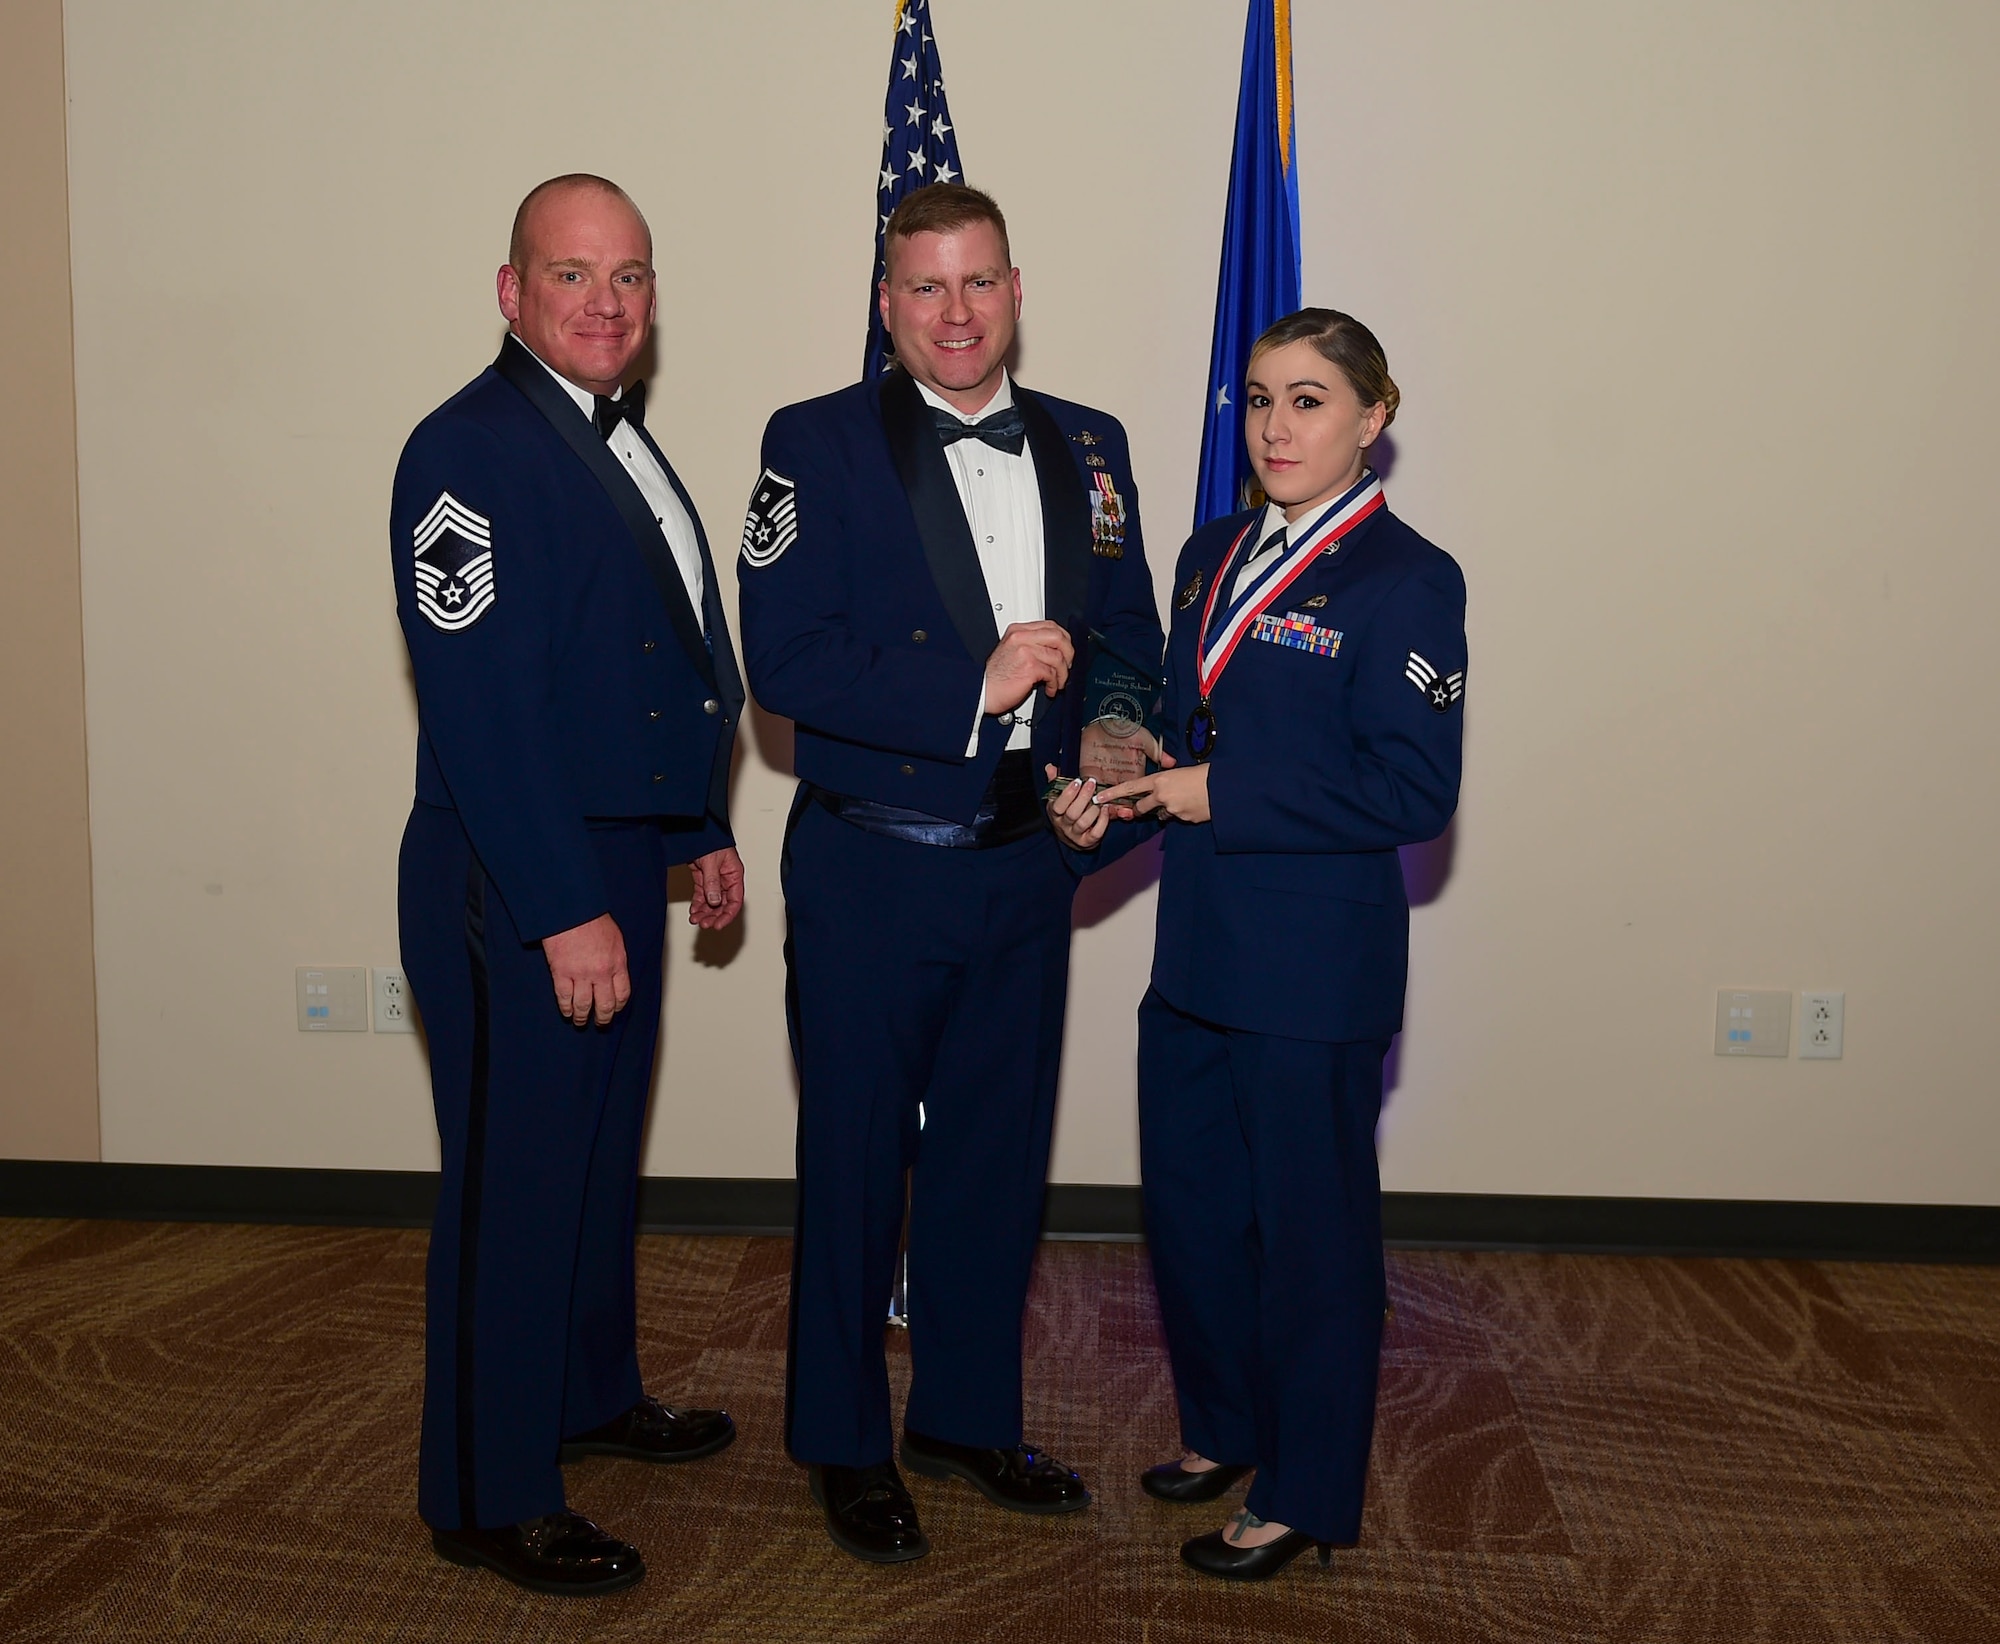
xmin=735 ymin=184 xmax=1164 ymax=1564
xmin=391 ymin=174 xmax=745 ymax=1598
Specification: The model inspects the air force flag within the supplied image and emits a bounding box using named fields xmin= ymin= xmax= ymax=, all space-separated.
xmin=1193 ymin=0 xmax=1302 ymax=528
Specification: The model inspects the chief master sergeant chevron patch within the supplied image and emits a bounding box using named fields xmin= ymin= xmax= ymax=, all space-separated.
xmin=412 ymin=491 xmax=495 ymax=631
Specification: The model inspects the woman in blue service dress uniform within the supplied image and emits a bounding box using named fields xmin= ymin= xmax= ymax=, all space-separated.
xmin=1049 ymin=308 xmax=1466 ymax=1580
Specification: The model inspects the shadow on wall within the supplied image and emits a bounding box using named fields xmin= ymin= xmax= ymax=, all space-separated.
xmin=1072 ymin=833 xmax=1163 ymax=931
xmin=1399 ymin=816 xmax=1456 ymax=910
xmin=1384 ymin=798 xmax=1466 ymax=1113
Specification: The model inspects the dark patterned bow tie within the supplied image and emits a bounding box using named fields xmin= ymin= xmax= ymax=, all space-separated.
xmin=592 ymin=380 xmax=646 ymax=440
xmin=933 ymin=404 xmax=1026 ymax=456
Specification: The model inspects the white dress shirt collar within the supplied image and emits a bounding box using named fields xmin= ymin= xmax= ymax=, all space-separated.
xmin=516 ymin=337 xmax=629 ymax=420
xmin=511 ymin=339 xmax=706 ymax=631
xmin=1254 ymin=500 xmax=1292 ymax=548
xmin=914 ymin=371 xmax=1014 ymax=423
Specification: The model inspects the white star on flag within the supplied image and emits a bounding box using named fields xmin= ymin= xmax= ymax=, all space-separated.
xmin=1216 ymin=385 xmax=1231 ymax=411
xmin=901 ymin=54 xmax=918 ymax=79
xmin=934 ymin=160 xmax=958 ymax=183
xmin=906 ymin=150 xmax=929 ymax=175
xmin=880 ymin=165 xmax=897 ymax=191
xmin=931 ymin=114 xmax=952 ymax=141
xmin=905 ymin=99 xmax=924 ymax=125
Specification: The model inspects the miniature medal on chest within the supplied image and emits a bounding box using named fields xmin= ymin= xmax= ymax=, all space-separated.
xmin=1088 ymin=471 xmax=1127 ymax=558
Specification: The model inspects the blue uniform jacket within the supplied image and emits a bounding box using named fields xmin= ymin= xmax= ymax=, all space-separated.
xmin=735 ymin=371 xmax=1163 ymax=823
xmin=1096 ymin=501 xmax=1466 ymax=1042
xmin=391 ymin=337 xmax=743 ymax=941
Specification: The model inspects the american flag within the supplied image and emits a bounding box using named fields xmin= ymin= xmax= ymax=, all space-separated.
xmin=862 ymin=0 xmax=968 ymax=379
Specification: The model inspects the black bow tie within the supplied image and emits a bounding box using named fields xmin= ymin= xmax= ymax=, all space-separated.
xmin=933 ymin=404 xmax=1026 ymax=456
xmin=592 ymin=380 xmax=646 ymax=440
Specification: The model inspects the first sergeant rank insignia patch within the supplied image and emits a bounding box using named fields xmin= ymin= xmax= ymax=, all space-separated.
xmin=740 ymin=468 xmax=798 ymax=568
xmin=1405 ymin=651 xmax=1465 ymax=712
xmin=413 ymin=491 xmax=495 ymax=632
xmin=1176 ymin=568 xmax=1204 ymax=611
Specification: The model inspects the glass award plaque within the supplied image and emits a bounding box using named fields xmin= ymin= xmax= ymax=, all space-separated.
xmin=1076 ymin=630 xmax=1163 ymax=788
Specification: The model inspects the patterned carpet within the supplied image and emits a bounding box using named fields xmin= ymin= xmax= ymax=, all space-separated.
xmin=0 ymin=1218 xmax=1997 ymax=1641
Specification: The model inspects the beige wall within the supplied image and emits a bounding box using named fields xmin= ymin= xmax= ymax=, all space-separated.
xmin=60 ymin=1 xmax=2000 ymax=1201
xmin=0 ymin=0 xmax=100 ymax=1161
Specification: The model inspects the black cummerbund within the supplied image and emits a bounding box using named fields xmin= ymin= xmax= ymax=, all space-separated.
xmin=810 ymin=750 xmax=1045 ymax=850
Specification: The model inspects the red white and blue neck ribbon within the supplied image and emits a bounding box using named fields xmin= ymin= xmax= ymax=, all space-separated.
xmin=1194 ymin=471 xmax=1384 ymax=697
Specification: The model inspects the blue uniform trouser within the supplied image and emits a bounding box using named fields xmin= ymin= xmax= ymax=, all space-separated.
xmin=781 ymin=794 xmax=1075 ymax=1467
xmin=400 ymin=802 xmax=664 ymax=1530
xmin=1137 ymin=988 xmax=1389 ymax=1544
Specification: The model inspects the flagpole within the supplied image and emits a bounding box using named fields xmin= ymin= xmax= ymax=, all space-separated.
xmin=863 ymin=1 xmax=968 ymax=1326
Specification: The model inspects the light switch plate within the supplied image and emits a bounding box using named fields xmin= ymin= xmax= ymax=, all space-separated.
xmin=1715 ymin=989 xmax=1790 ymax=1057
xmin=297 ymin=966 xmax=368 ymax=1032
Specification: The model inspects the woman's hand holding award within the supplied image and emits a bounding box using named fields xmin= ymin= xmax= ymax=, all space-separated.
xmin=1043 ymin=630 xmax=1165 ymax=847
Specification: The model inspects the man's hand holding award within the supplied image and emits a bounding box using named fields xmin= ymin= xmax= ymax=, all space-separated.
xmin=1044 ymin=632 xmax=1178 ymax=849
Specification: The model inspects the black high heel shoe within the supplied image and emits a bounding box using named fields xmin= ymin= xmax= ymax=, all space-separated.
xmin=1180 ymin=1523 xmax=1332 ymax=1582
xmin=1140 ymin=1459 xmax=1254 ymax=1504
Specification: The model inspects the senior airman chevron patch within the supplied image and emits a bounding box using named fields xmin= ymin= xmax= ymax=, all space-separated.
xmin=413 ymin=491 xmax=495 ymax=632
xmin=1405 ymin=651 xmax=1464 ymax=712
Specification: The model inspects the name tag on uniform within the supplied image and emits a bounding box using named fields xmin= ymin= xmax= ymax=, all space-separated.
xmin=1250 ymin=611 xmax=1342 ymax=658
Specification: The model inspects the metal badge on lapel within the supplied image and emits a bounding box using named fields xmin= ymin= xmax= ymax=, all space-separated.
xmin=1089 ymin=472 xmax=1127 ymax=558
xmin=1073 ymin=430 xmax=1100 ymax=447
xmin=1176 ymin=568 xmax=1204 ymax=611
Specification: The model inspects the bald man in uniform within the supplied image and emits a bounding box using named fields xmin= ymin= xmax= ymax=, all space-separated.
xmin=392 ymin=175 xmax=744 ymax=1597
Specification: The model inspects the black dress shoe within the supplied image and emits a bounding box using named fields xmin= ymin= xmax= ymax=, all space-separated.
xmin=432 ymin=1511 xmax=645 ymax=1596
xmin=1140 ymin=1458 xmax=1255 ymax=1504
xmin=559 ymin=1395 xmax=736 ymax=1464
xmin=900 ymin=1428 xmax=1091 ymax=1515
xmin=809 ymin=1462 xmax=930 ymax=1564
xmin=1180 ymin=1524 xmax=1332 ymax=1582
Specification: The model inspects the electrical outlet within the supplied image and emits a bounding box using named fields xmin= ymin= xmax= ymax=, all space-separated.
xmin=373 ymin=968 xmax=418 ymax=1034
xmin=1715 ymin=989 xmax=1790 ymax=1057
xmin=297 ymin=966 xmax=368 ymax=1032
xmin=1800 ymin=991 xmax=1844 ymax=1059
